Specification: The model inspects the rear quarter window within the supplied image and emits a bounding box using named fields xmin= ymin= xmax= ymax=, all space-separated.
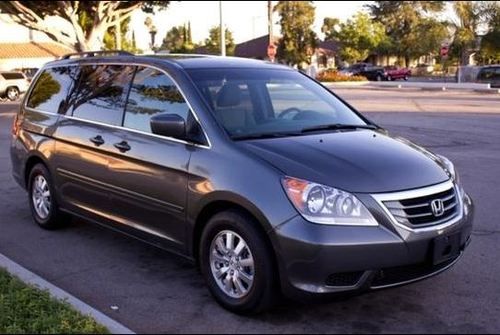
xmin=1 ymin=72 xmax=25 ymax=80
xmin=27 ymin=67 xmax=80 ymax=114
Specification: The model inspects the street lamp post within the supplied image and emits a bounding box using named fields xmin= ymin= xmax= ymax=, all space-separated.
xmin=219 ymin=1 xmax=226 ymax=56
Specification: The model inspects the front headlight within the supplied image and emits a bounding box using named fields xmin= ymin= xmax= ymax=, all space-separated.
xmin=436 ymin=154 xmax=459 ymax=184
xmin=282 ymin=177 xmax=378 ymax=226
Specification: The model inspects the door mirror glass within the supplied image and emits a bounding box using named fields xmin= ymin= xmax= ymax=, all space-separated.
xmin=150 ymin=113 xmax=186 ymax=139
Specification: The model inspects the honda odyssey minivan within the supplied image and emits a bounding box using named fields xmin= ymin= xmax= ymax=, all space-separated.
xmin=10 ymin=51 xmax=474 ymax=313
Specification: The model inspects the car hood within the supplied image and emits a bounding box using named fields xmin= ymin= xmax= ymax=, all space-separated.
xmin=238 ymin=130 xmax=450 ymax=193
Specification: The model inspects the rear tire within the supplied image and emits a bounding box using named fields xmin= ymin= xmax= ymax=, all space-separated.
xmin=199 ymin=210 xmax=277 ymax=314
xmin=376 ymin=74 xmax=383 ymax=81
xmin=28 ymin=163 xmax=68 ymax=230
xmin=6 ymin=87 xmax=20 ymax=101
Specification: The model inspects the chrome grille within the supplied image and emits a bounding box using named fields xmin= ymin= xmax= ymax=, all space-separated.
xmin=383 ymin=186 xmax=459 ymax=228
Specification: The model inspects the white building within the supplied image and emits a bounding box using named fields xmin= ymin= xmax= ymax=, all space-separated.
xmin=0 ymin=14 xmax=73 ymax=71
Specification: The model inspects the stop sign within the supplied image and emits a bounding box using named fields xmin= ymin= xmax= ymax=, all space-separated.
xmin=267 ymin=44 xmax=277 ymax=59
xmin=440 ymin=45 xmax=449 ymax=57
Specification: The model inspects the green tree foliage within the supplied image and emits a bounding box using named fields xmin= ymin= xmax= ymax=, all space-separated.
xmin=204 ymin=26 xmax=235 ymax=55
xmin=323 ymin=12 xmax=388 ymax=64
xmin=367 ymin=1 xmax=447 ymax=66
xmin=450 ymin=1 xmax=486 ymax=65
xmin=478 ymin=1 xmax=500 ymax=64
xmin=0 ymin=1 xmax=169 ymax=51
xmin=274 ymin=1 xmax=317 ymax=67
xmin=161 ymin=23 xmax=197 ymax=53
xmin=103 ymin=18 xmax=141 ymax=53
xmin=321 ymin=17 xmax=340 ymax=41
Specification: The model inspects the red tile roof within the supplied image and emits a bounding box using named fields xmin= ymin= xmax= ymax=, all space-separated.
xmin=0 ymin=42 xmax=74 ymax=59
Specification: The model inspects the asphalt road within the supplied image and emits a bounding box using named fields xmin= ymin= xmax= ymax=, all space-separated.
xmin=0 ymin=89 xmax=499 ymax=333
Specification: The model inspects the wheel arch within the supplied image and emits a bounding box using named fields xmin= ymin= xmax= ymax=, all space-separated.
xmin=190 ymin=193 xmax=279 ymax=272
xmin=24 ymin=153 xmax=50 ymax=188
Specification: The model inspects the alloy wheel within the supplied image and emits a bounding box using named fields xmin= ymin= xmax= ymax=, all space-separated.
xmin=209 ymin=230 xmax=255 ymax=299
xmin=32 ymin=175 xmax=51 ymax=219
xmin=7 ymin=87 xmax=19 ymax=101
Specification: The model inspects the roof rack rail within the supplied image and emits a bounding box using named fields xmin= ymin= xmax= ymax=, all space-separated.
xmin=61 ymin=50 xmax=134 ymax=60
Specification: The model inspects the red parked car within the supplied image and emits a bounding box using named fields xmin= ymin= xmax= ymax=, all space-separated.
xmin=384 ymin=66 xmax=411 ymax=81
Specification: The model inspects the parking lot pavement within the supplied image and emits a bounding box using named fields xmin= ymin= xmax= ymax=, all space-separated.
xmin=0 ymin=91 xmax=499 ymax=333
xmin=333 ymin=87 xmax=500 ymax=113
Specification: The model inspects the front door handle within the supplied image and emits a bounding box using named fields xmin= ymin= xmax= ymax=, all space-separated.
xmin=114 ymin=141 xmax=131 ymax=152
xmin=89 ymin=135 xmax=105 ymax=146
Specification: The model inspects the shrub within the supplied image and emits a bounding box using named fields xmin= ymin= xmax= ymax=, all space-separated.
xmin=316 ymin=70 xmax=367 ymax=82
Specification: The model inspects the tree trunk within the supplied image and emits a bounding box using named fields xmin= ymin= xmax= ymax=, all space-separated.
xmin=115 ymin=22 xmax=122 ymax=50
xmin=405 ymin=55 xmax=410 ymax=68
xmin=84 ymin=27 xmax=106 ymax=51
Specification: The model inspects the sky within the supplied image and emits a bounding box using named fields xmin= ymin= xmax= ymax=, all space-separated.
xmin=130 ymin=1 xmax=369 ymax=50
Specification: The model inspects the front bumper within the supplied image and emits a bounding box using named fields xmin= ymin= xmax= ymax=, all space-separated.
xmin=270 ymin=189 xmax=474 ymax=301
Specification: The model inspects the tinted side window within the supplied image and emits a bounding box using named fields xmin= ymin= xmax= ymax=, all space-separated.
xmin=71 ymin=65 xmax=135 ymax=126
xmin=27 ymin=67 xmax=79 ymax=114
xmin=123 ymin=67 xmax=190 ymax=134
xmin=2 ymin=72 xmax=25 ymax=80
xmin=478 ymin=68 xmax=493 ymax=80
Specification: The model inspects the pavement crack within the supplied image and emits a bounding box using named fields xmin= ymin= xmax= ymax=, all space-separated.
xmin=411 ymin=99 xmax=426 ymax=112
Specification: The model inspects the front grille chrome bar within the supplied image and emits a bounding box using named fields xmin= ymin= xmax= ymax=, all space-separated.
xmin=371 ymin=180 xmax=463 ymax=232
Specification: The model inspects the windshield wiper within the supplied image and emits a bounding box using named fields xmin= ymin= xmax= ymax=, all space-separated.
xmin=232 ymin=132 xmax=302 ymax=141
xmin=301 ymin=123 xmax=378 ymax=134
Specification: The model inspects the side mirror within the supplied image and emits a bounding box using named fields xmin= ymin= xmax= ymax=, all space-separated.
xmin=150 ymin=113 xmax=186 ymax=139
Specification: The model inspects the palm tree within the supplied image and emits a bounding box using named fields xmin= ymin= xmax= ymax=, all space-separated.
xmin=451 ymin=1 xmax=484 ymax=65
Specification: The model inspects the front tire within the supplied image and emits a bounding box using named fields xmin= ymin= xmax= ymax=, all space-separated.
xmin=200 ymin=210 xmax=277 ymax=314
xmin=28 ymin=163 xmax=68 ymax=230
xmin=6 ymin=87 xmax=20 ymax=101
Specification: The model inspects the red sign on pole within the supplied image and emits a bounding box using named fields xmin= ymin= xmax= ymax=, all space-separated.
xmin=440 ymin=45 xmax=449 ymax=58
xmin=267 ymin=44 xmax=277 ymax=61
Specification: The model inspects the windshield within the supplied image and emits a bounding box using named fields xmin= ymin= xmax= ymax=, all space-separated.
xmin=187 ymin=68 xmax=368 ymax=139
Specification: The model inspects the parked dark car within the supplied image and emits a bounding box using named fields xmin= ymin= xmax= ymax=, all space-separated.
xmin=384 ymin=66 xmax=411 ymax=81
xmin=342 ymin=63 xmax=388 ymax=81
xmin=10 ymin=51 xmax=474 ymax=314
xmin=476 ymin=65 xmax=500 ymax=88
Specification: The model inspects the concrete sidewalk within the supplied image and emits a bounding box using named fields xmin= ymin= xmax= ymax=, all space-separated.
xmin=323 ymin=81 xmax=500 ymax=94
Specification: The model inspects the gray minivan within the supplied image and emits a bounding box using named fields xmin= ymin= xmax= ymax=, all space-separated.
xmin=10 ymin=52 xmax=474 ymax=313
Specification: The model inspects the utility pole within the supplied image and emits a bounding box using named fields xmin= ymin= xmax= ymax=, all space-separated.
xmin=268 ymin=0 xmax=273 ymax=45
xmin=219 ymin=1 xmax=226 ymax=56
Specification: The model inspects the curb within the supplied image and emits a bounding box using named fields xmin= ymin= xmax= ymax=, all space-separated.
xmin=321 ymin=82 xmax=499 ymax=93
xmin=0 ymin=253 xmax=135 ymax=334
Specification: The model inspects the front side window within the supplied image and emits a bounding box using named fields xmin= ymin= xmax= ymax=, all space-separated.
xmin=188 ymin=68 xmax=367 ymax=139
xmin=70 ymin=65 xmax=135 ymax=126
xmin=123 ymin=67 xmax=190 ymax=134
xmin=26 ymin=67 xmax=79 ymax=114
